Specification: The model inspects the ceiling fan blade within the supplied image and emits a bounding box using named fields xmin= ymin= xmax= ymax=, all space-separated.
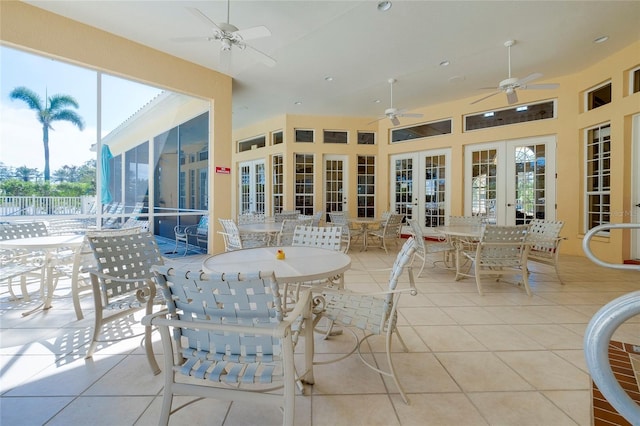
xmin=170 ymin=36 xmax=213 ymax=43
xmin=470 ymin=90 xmax=501 ymax=105
xmin=390 ymin=116 xmax=401 ymax=126
xmin=521 ymin=83 xmax=560 ymax=90
xmin=187 ymin=7 xmax=223 ymax=32
xmin=516 ymin=72 xmax=543 ymax=86
xmin=235 ymin=25 xmax=271 ymax=41
xmin=506 ymin=90 xmax=518 ymax=105
xmin=243 ymin=43 xmax=277 ymax=67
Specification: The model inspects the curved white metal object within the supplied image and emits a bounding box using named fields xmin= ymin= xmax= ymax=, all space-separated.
xmin=583 ymin=222 xmax=640 ymax=424
xmin=583 ymin=291 xmax=640 ymax=423
xmin=582 ymin=223 xmax=640 ymax=271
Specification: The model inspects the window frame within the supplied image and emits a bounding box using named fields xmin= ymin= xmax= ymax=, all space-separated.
xmin=583 ymin=122 xmax=611 ymax=235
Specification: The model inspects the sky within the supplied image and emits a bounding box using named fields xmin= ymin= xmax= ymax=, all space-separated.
xmin=0 ymin=45 xmax=163 ymax=173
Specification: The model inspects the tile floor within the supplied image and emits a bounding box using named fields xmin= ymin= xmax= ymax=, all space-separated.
xmin=1 ymin=244 xmax=639 ymax=425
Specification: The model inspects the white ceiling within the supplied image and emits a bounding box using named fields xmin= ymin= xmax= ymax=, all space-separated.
xmin=26 ymin=0 xmax=640 ymax=130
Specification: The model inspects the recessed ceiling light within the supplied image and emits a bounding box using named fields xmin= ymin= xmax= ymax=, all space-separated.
xmin=324 ymin=76 xmax=334 ymax=82
xmin=439 ymin=60 xmax=450 ymax=67
xmin=377 ymin=1 xmax=392 ymax=12
xmin=374 ymin=99 xmax=381 ymax=103
xmin=294 ymin=101 xmax=302 ymax=105
xmin=594 ymin=35 xmax=609 ymax=44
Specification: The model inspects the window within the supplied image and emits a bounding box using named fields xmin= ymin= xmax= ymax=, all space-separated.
xmin=391 ymin=119 xmax=452 ymax=143
xmin=238 ymin=135 xmax=266 ymax=152
xmin=295 ymin=129 xmax=314 ymax=143
xmin=586 ymin=81 xmax=612 ymax=110
xmin=585 ymin=123 xmax=611 ymax=233
xmin=357 ymin=131 xmax=375 ymax=145
xmin=125 ymin=142 xmax=149 ymax=208
xmin=272 ymin=130 xmax=283 ymax=145
xmin=465 ymin=101 xmax=555 ymax=131
xmin=272 ymin=154 xmax=284 ymax=215
xmin=357 ymin=156 xmax=376 ymax=218
xmin=629 ymin=65 xmax=640 ymax=95
xmin=323 ymin=130 xmax=348 ymax=144
xmin=294 ymin=153 xmax=314 ymax=215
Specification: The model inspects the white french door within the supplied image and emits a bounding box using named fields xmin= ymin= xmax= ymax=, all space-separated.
xmin=390 ymin=149 xmax=452 ymax=233
xmin=464 ymin=135 xmax=556 ymax=225
xmin=238 ymin=159 xmax=266 ymax=215
xmin=324 ymin=155 xmax=348 ymax=220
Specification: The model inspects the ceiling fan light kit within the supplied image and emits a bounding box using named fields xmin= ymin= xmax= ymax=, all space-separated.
xmin=471 ymin=39 xmax=559 ymax=106
xmin=368 ymin=78 xmax=424 ymax=126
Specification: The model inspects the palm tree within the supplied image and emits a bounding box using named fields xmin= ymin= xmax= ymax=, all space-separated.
xmin=9 ymin=86 xmax=85 ymax=182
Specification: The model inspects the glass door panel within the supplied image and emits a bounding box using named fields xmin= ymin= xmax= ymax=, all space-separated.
xmin=239 ymin=159 xmax=265 ymax=215
xmin=324 ymin=155 xmax=347 ymax=219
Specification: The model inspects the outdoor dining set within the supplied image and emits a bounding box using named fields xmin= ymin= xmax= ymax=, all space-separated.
xmin=0 ymin=212 xmax=565 ymax=425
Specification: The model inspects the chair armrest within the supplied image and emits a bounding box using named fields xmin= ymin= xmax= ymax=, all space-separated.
xmin=323 ymin=267 xmax=417 ymax=298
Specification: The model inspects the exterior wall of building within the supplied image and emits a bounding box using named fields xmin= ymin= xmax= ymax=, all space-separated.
xmin=0 ymin=1 xmax=233 ymax=254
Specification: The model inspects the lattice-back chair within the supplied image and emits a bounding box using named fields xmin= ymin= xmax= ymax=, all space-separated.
xmin=69 ymin=227 xmax=142 ymax=321
xmin=311 ymin=210 xmax=323 ymax=227
xmin=407 ymin=219 xmax=452 ymax=276
xmin=217 ymin=218 xmax=243 ymax=251
xmin=274 ymin=210 xmax=300 ymax=223
xmin=102 ymin=202 xmax=124 ymax=229
xmin=0 ymin=222 xmax=47 ymax=301
xmin=462 ymin=225 xmax=532 ymax=296
xmin=328 ymin=212 xmax=356 ymax=253
xmin=238 ymin=212 xmax=266 ymax=224
xmin=367 ymin=213 xmax=404 ymax=254
xmin=143 ymin=266 xmax=312 ymax=426
xmin=276 ymin=218 xmax=313 ymax=246
xmin=525 ymin=219 xmax=565 ymax=283
xmin=291 ymin=225 xmax=342 ymax=251
xmin=317 ymin=237 xmax=417 ymax=404
xmin=85 ymin=231 xmax=166 ymax=375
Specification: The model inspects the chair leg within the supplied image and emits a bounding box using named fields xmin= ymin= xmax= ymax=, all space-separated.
xmin=386 ymin=329 xmax=409 ymax=405
xmin=474 ymin=262 xmax=484 ymax=296
xmin=159 ymin=391 xmax=173 ymax=426
xmin=521 ymin=267 xmax=532 ymax=296
xmin=86 ymin=309 xmax=102 ymax=359
xmin=145 ymin=323 xmax=161 ymax=375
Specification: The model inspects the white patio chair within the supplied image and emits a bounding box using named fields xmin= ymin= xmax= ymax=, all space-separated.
xmin=68 ymin=227 xmax=142 ymax=321
xmin=276 ymin=218 xmax=313 ymax=246
xmin=274 ymin=210 xmax=300 ymax=222
xmin=461 ymin=224 xmax=532 ymax=296
xmin=85 ymin=231 xmax=166 ymax=375
xmin=367 ymin=213 xmax=404 ymax=253
xmin=143 ymin=266 xmax=311 ymax=426
xmin=173 ymin=215 xmax=208 ymax=255
xmin=448 ymin=215 xmax=483 ymax=226
xmin=316 ymin=237 xmax=417 ymax=404
xmin=237 ymin=213 xmax=270 ymax=247
xmin=0 ymin=222 xmax=48 ymax=300
xmin=407 ymin=219 xmax=452 ymax=276
xmin=328 ymin=211 xmax=362 ymax=253
xmin=525 ymin=219 xmax=565 ymax=283
xmin=291 ymin=225 xmax=342 ymax=251
xmin=217 ymin=218 xmax=244 ymax=251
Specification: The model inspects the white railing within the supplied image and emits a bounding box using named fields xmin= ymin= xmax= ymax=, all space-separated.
xmin=582 ymin=223 xmax=640 ymax=424
xmin=0 ymin=196 xmax=93 ymax=216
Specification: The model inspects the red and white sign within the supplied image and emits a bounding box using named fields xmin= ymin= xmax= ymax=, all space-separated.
xmin=215 ymin=166 xmax=231 ymax=174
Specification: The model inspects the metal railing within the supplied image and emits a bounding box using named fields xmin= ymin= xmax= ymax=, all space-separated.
xmin=0 ymin=196 xmax=90 ymax=216
xmin=582 ymin=223 xmax=640 ymax=423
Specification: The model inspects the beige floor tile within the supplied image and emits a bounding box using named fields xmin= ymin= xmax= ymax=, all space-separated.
xmin=435 ymin=352 xmax=533 ymax=392
xmin=463 ymin=325 xmax=545 ymax=351
xmin=84 ymin=354 xmax=164 ymax=395
xmin=400 ymin=307 xmax=456 ymax=325
xmin=47 ymin=396 xmax=154 ymax=426
xmin=393 ymin=393 xmax=489 ymax=426
xmin=496 ymin=351 xmax=590 ymax=390
xmin=442 ymin=306 xmax=505 ymax=325
xmin=414 ymin=325 xmax=486 ymax=352
xmin=512 ymin=324 xmax=584 ymax=349
xmin=374 ymin=352 xmax=461 ymax=394
xmin=312 ymin=394 xmax=400 ymax=426
xmin=468 ymin=391 xmax=579 ymax=425
xmin=311 ymin=353 xmax=387 ymax=395
xmin=542 ymin=390 xmax=592 ymax=425
xmin=0 ymin=396 xmax=75 ymax=425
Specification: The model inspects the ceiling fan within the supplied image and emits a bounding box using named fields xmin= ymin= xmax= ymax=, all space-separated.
xmin=177 ymin=0 xmax=276 ymax=68
xmin=471 ymin=40 xmax=559 ymax=105
xmin=369 ymin=78 xmax=424 ymax=126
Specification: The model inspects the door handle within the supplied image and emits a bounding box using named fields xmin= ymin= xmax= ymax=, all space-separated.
xmin=636 ymin=203 xmax=640 ymax=207
xmin=507 ymin=203 xmax=514 ymax=207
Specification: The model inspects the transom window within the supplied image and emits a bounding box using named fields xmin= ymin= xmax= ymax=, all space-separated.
xmin=465 ymin=100 xmax=555 ymax=131
xmin=391 ymin=119 xmax=452 ymax=143
xmin=323 ymin=130 xmax=348 ymax=144
xmin=238 ymin=135 xmax=266 ymax=152
xmin=586 ymin=81 xmax=612 ymax=111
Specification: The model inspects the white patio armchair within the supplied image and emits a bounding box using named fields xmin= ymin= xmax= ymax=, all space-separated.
xmin=315 ymin=237 xmax=417 ymax=404
xmin=143 ymin=266 xmax=311 ymax=426
xmin=328 ymin=211 xmax=362 ymax=253
xmin=525 ymin=219 xmax=565 ymax=283
xmin=461 ymin=224 xmax=532 ymax=296
xmin=276 ymin=218 xmax=313 ymax=246
xmin=367 ymin=213 xmax=404 ymax=254
xmin=407 ymin=219 xmax=452 ymax=276
xmin=85 ymin=231 xmax=166 ymax=375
